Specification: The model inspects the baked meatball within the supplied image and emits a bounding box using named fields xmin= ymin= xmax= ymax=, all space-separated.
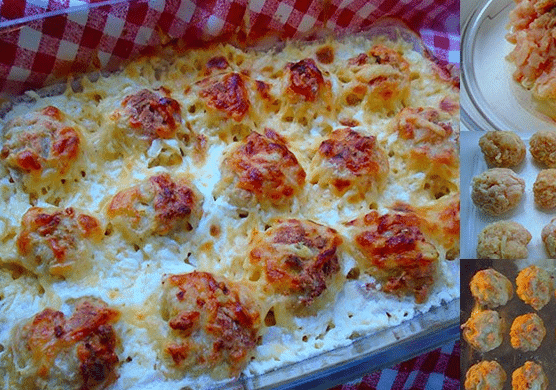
xmin=199 ymin=72 xmax=250 ymax=121
xmin=516 ymin=265 xmax=552 ymax=310
xmin=107 ymin=173 xmax=203 ymax=240
xmin=471 ymin=168 xmax=525 ymax=215
xmin=512 ymin=362 xmax=548 ymax=390
xmin=533 ymin=169 xmax=556 ymax=208
xmin=541 ymin=217 xmax=556 ymax=257
xmin=285 ymin=58 xmax=328 ymax=103
xmin=465 ymin=360 xmax=507 ymax=390
xmin=470 ymin=268 xmax=513 ymax=308
xmin=249 ymin=219 xmax=342 ymax=307
xmin=476 ymin=221 xmax=531 ymax=259
xmin=349 ymin=210 xmax=439 ymax=303
xmin=461 ymin=309 xmax=504 ymax=353
xmin=16 ymin=206 xmax=103 ymax=277
xmin=530 ymin=130 xmax=556 ymax=167
xmin=216 ymin=130 xmax=306 ymax=208
xmin=510 ymin=313 xmax=546 ymax=351
xmin=309 ymin=128 xmax=389 ymax=201
xmin=479 ymin=131 xmax=526 ymax=168
xmin=0 ymin=106 xmax=82 ymax=188
xmin=9 ymin=298 xmax=120 ymax=390
xmin=161 ymin=271 xmax=261 ymax=378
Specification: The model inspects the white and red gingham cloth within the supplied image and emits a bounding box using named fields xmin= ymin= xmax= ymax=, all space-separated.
xmin=0 ymin=0 xmax=459 ymax=94
xmin=330 ymin=341 xmax=460 ymax=390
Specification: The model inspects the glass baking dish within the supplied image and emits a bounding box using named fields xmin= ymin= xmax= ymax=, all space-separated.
xmin=461 ymin=0 xmax=556 ymax=132
xmin=0 ymin=2 xmax=460 ymax=389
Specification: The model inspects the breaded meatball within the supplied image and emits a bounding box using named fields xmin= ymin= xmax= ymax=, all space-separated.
xmin=470 ymin=268 xmax=513 ymax=308
xmin=530 ymin=130 xmax=556 ymax=167
xmin=471 ymin=168 xmax=525 ymax=215
xmin=161 ymin=271 xmax=261 ymax=378
xmin=512 ymin=362 xmax=548 ymax=390
xmin=461 ymin=309 xmax=503 ymax=353
xmin=107 ymin=173 xmax=203 ymax=240
xmin=0 ymin=106 xmax=82 ymax=186
xmin=479 ymin=131 xmax=526 ymax=167
xmin=16 ymin=206 xmax=103 ymax=277
xmin=516 ymin=265 xmax=552 ymax=310
xmin=533 ymin=169 xmax=556 ymax=208
xmin=215 ymin=130 xmax=306 ymax=208
xmin=309 ymin=128 xmax=389 ymax=201
xmin=510 ymin=313 xmax=546 ymax=351
xmin=348 ymin=210 xmax=439 ymax=303
xmin=249 ymin=219 xmax=342 ymax=307
xmin=476 ymin=221 xmax=531 ymax=259
xmin=9 ymin=298 xmax=120 ymax=390
xmin=541 ymin=217 xmax=556 ymax=257
xmin=465 ymin=360 xmax=507 ymax=390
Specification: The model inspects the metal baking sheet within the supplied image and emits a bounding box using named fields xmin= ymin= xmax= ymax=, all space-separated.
xmin=461 ymin=259 xmax=556 ymax=389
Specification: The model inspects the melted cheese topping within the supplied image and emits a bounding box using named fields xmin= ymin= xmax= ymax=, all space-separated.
xmin=0 ymin=34 xmax=459 ymax=389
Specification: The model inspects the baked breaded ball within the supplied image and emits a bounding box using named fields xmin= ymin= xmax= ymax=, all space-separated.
xmin=471 ymin=168 xmax=525 ymax=215
xmin=541 ymin=217 xmax=556 ymax=257
xmin=470 ymin=268 xmax=513 ymax=308
xmin=530 ymin=130 xmax=556 ymax=167
xmin=533 ymin=169 xmax=556 ymax=208
xmin=465 ymin=360 xmax=507 ymax=390
xmin=479 ymin=131 xmax=526 ymax=168
xmin=461 ymin=309 xmax=504 ymax=353
xmin=516 ymin=265 xmax=552 ymax=310
xmin=512 ymin=362 xmax=548 ymax=390
xmin=510 ymin=313 xmax=546 ymax=351
xmin=476 ymin=221 xmax=531 ymax=259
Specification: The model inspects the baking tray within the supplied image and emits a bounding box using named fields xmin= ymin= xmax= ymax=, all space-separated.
xmin=461 ymin=0 xmax=556 ymax=132
xmin=0 ymin=2 xmax=460 ymax=389
xmin=461 ymin=131 xmax=556 ymax=260
xmin=461 ymin=259 xmax=556 ymax=389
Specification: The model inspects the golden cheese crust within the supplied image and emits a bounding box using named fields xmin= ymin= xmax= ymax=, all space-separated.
xmin=348 ymin=210 xmax=439 ymax=303
xmin=216 ymin=130 xmax=306 ymax=208
xmin=107 ymin=173 xmax=203 ymax=240
xmin=9 ymin=298 xmax=120 ymax=390
xmin=0 ymin=106 xmax=82 ymax=188
xmin=199 ymin=72 xmax=250 ymax=122
xmin=161 ymin=271 xmax=261 ymax=379
xmin=249 ymin=219 xmax=342 ymax=307
xmin=16 ymin=207 xmax=103 ymax=277
xmin=309 ymin=128 xmax=389 ymax=201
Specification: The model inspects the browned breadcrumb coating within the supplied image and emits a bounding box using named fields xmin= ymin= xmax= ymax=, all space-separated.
xmin=309 ymin=127 xmax=389 ymax=201
xmin=9 ymin=298 xmax=120 ymax=390
xmin=249 ymin=219 xmax=342 ymax=307
xmin=512 ymin=361 xmax=548 ymax=390
xmin=465 ymin=360 xmax=507 ymax=390
xmin=470 ymin=268 xmax=513 ymax=308
xmin=107 ymin=173 xmax=203 ymax=240
xmin=16 ymin=206 xmax=103 ymax=277
xmin=541 ymin=216 xmax=556 ymax=257
xmin=516 ymin=265 xmax=552 ymax=310
xmin=461 ymin=309 xmax=503 ymax=353
xmin=530 ymin=130 xmax=556 ymax=167
xmin=476 ymin=221 xmax=531 ymax=259
xmin=216 ymin=130 xmax=306 ymax=208
xmin=510 ymin=313 xmax=546 ymax=351
xmin=471 ymin=168 xmax=525 ymax=215
xmin=478 ymin=131 xmax=526 ymax=168
xmin=161 ymin=271 xmax=261 ymax=379
xmin=533 ymin=169 xmax=556 ymax=208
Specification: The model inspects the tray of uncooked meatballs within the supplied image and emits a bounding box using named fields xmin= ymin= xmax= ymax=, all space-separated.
xmin=461 ymin=130 xmax=556 ymax=259
xmin=461 ymin=259 xmax=556 ymax=390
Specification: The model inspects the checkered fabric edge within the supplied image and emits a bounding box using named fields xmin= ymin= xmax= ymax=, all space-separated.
xmin=0 ymin=0 xmax=459 ymax=94
xmin=329 ymin=341 xmax=460 ymax=390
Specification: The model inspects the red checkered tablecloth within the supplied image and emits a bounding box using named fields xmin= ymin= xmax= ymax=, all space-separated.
xmin=330 ymin=341 xmax=460 ymax=390
xmin=0 ymin=0 xmax=459 ymax=95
